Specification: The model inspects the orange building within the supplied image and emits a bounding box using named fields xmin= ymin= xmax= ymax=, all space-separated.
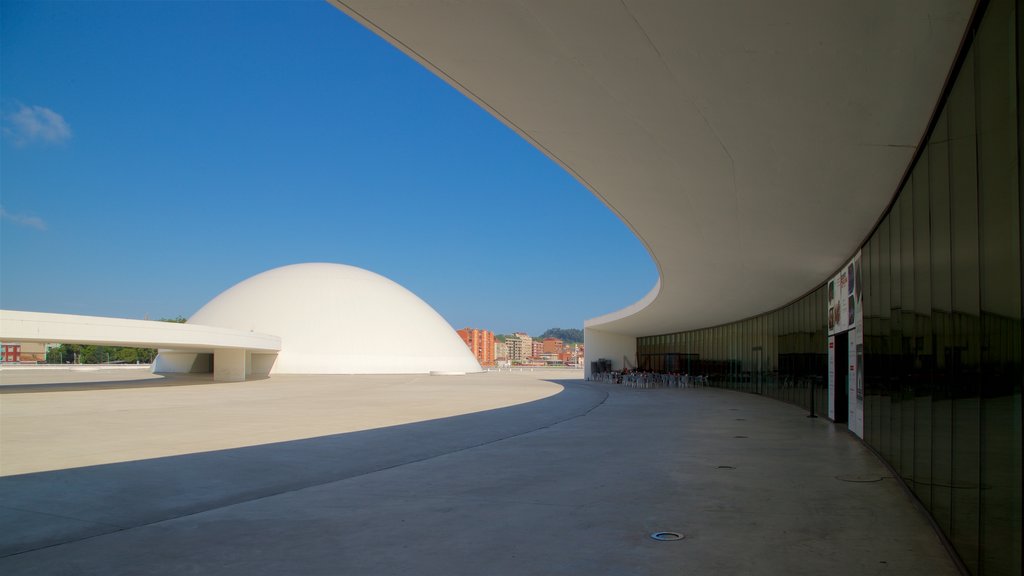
xmin=531 ymin=341 xmax=544 ymax=358
xmin=456 ymin=328 xmax=494 ymax=367
xmin=542 ymin=338 xmax=564 ymax=355
xmin=2 ymin=344 xmax=21 ymax=363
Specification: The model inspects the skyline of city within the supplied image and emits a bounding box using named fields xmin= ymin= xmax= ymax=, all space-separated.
xmin=0 ymin=1 xmax=657 ymax=336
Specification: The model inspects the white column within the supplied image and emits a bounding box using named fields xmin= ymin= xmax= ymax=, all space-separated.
xmin=583 ymin=328 xmax=637 ymax=379
xmin=213 ymin=348 xmax=247 ymax=382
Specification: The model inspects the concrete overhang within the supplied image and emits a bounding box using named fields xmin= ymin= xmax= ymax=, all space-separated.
xmin=330 ymin=0 xmax=973 ymax=336
xmin=0 ymin=310 xmax=281 ymax=353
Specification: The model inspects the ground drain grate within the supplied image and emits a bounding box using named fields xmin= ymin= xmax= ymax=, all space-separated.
xmin=717 ymin=465 xmax=735 ymax=469
xmin=650 ymin=532 xmax=686 ymax=541
xmin=735 ymin=418 xmax=746 ymax=421
xmin=734 ymin=435 xmax=748 ymax=438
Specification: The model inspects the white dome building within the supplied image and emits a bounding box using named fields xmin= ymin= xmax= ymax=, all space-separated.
xmin=155 ymin=263 xmax=481 ymax=375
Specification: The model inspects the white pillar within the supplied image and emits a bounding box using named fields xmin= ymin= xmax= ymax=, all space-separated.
xmin=213 ymin=348 xmax=247 ymax=382
xmin=583 ymin=328 xmax=637 ymax=379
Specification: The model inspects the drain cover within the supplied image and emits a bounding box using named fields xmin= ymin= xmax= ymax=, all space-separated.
xmin=734 ymin=435 xmax=748 ymax=438
xmin=650 ymin=532 xmax=685 ymax=541
xmin=717 ymin=465 xmax=735 ymax=469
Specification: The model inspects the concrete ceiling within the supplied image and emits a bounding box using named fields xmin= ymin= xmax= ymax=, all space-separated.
xmin=330 ymin=0 xmax=973 ymax=336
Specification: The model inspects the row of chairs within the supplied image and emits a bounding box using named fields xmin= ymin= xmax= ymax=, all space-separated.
xmin=590 ymin=371 xmax=710 ymax=389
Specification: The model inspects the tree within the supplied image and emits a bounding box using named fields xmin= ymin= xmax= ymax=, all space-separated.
xmin=44 ymin=316 xmax=183 ymax=363
xmin=538 ymin=328 xmax=583 ymax=343
xmin=46 ymin=345 xmax=66 ymax=364
xmin=45 ymin=343 xmax=157 ymax=364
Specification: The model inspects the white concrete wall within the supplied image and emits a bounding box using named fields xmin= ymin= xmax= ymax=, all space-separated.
xmin=0 ymin=310 xmax=280 ymax=352
xmin=583 ymin=328 xmax=636 ymax=379
xmin=213 ymin=349 xmax=247 ymax=382
xmin=250 ymin=353 xmax=277 ymax=377
xmin=153 ymin=351 xmax=213 ymax=374
xmin=152 ymin=352 xmax=200 ymax=374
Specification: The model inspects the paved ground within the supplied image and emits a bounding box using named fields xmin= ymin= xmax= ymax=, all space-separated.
xmin=0 ymin=369 xmax=957 ymax=575
xmin=0 ymin=368 xmax=563 ymax=476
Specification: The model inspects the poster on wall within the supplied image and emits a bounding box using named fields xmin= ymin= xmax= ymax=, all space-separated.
xmin=826 ymin=251 xmax=865 ymax=437
xmin=828 ymin=255 xmax=859 ymax=336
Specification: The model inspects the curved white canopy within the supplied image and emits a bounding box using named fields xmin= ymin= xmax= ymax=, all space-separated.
xmin=332 ymin=0 xmax=972 ymax=336
xmin=0 ymin=310 xmax=280 ymax=352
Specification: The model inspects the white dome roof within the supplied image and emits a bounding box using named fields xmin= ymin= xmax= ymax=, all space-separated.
xmin=188 ymin=263 xmax=481 ymax=374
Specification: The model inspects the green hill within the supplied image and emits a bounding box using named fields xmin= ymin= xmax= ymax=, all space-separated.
xmin=538 ymin=328 xmax=583 ymax=344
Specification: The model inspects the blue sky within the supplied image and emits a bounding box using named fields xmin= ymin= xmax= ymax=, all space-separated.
xmin=0 ymin=0 xmax=656 ymax=336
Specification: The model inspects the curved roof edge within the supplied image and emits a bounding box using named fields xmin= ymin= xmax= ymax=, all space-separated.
xmin=584 ymin=279 xmax=660 ymax=330
xmin=331 ymin=1 xmax=974 ymax=339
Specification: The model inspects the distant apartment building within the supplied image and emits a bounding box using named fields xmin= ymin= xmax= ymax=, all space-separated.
xmin=504 ymin=332 xmax=533 ymax=363
xmin=2 ymin=344 xmax=21 ymax=363
xmin=456 ymin=328 xmax=494 ymax=367
xmin=571 ymin=344 xmax=584 ymax=367
xmin=542 ymin=338 xmax=564 ymax=355
xmin=20 ymin=342 xmax=48 ymax=363
xmin=533 ymin=339 xmax=583 ymax=367
xmin=537 ymin=353 xmax=561 ymax=365
xmin=531 ymin=341 xmax=544 ymax=359
xmin=494 ymin=340 xmax=508 ymax=362
xmin=1 ymin=342 xmax=48 ymax=364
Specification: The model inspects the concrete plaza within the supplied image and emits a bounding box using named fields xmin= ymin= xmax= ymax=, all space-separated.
xmin=0 ymin=369 xmax=957 ymax=575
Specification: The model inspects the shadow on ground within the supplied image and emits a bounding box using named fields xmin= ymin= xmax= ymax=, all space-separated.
xmin=0 ymin=379 xmax=605 ymax=557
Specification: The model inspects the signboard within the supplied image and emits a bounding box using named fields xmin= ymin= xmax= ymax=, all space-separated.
xmin=826 ymin=251 xmax=864 ymax=438
xmin=827 ymin=254 xmax=861 ymax=336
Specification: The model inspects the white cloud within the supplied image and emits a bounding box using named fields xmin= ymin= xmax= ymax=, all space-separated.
xmin=0 ymin=206 xmax=47 ymax=231
xmin=3 ymin=104 xmax=72 ymax=146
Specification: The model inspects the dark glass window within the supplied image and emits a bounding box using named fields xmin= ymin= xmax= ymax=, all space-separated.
xmin=912 ymin=154 xmax=934 ymax=510
xmin=975 ymin=0 xmax=1022 ymax=571
xmin=628 ymin=2 xmax=1019 ymax=571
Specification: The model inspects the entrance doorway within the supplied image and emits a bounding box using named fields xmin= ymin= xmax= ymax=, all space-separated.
xmin=833 ymin=331 xmax=848 ymax=423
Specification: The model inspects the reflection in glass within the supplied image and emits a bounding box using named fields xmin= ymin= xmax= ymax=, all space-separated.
xmin=626 ymin=2 xmax=1019 ymax=573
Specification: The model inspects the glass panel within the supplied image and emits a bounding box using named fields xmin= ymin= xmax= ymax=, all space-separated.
xmin=930 ymin=106 xmax=954 ymax=537
xmin=868 ymin=233 xmax=882 ymax=446
xmin=900 ymin=186 xmax=916 ymax=484
xmin=889 ymin=199 xmax=905 ymax=472
xmin=877 ymin=215 xmax=894 ymax=462
xmin=913 ymin=152 xmax=934 ymax=510
xmin=975 ymin=0 xmax=1022 ymax=571
xmin=948 ymin=45 xmax=981 ymax=574
xmin=862 ymin=237 xmax=876 ymax=446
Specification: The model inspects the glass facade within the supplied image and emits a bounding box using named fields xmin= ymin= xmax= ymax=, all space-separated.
xmin=636 ymin=1 xmax=1021 ymax=573
xmin=637 ymin=285 xmax=830 ymax=415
